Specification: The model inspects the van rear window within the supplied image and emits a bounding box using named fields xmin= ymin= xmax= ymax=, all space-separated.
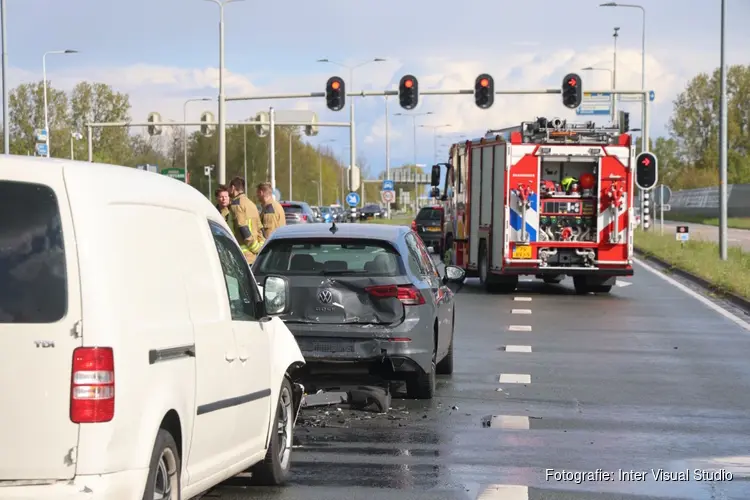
xmin=0 ymin=181 xmax=67 ymax=323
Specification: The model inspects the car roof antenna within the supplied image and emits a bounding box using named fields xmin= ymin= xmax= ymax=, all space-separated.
xmin=329 ymin=221 xmax=338 ymax=234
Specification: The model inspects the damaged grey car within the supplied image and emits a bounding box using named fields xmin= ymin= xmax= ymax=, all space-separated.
xmin=252 ymin=222 xmax=466 ymax=400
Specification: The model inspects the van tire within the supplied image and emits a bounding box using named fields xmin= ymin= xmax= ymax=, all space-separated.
xmin=250 ymin=378 xmax=294 ymax=486
xmin=142 ymin=429 xmax=181 ymax=500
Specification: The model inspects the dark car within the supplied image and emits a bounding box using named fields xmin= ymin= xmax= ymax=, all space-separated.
xmin=280 ymin=201 xmax=316 ymax=224
xmin=252 ymin=223 xmax=466 ymax=399
xmin=359 ymin=204 xmax=383 ymax=220
xmin=412 ymin=206 xmax=444 ymax=255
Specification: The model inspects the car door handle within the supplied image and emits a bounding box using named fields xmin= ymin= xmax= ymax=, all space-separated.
xmin=238 ymin=349 xmax=249 ymax=362
xmin=225 ymin=350 xmax=237 ymax=362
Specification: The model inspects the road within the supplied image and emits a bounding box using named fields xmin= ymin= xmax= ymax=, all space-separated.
xmin=211 ymin=261 xmax=750 ymax=499
xmin=660 ymin=220 xmax=750 ymax=252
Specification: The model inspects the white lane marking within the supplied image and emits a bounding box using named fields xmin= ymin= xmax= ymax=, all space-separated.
xmin=477 ymin=484 xmax=528 ymax=500
xmin=499 ymin=373 xmax=531 ymax=384
xmin=486 ymin=415 xmax=530 ymax=430
xmin=505 ymin=345 xmax=532 ymax=352
xmin=511 ymin=308 xmax=532 ymax=314
xmin=514 ymin=296 xmax=532 ymax=301
xmin=615 ymin=280 xmax=633 ymax=287
xmin=508 ymin=325 xmax=532 ymax=331
xmin=635 ymin=258 xmax=750 ymax=332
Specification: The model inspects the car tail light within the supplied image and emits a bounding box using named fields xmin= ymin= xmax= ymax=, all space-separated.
xmin=365 ymin=284 xmax=426 ymax=305
xmin=411 ymin=220 xmax=417 ymax=231
xmin=70 ymin=347 xmax=115 ymax=423
xmin=301 ymin=214 xmax=308 ymax=221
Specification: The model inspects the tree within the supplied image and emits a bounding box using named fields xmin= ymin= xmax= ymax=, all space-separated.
xmin=8 ymin=81 xmax=68 ymax=156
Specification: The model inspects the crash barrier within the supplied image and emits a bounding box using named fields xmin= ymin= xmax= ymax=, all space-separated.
xmin=643 ymin=184 xmax=750 ymax=219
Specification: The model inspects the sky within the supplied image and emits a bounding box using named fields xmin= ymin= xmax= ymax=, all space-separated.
xmin=3 ymin=0 xmax=749 ymax=181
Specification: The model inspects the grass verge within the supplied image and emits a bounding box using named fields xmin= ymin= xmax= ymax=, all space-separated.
xmin=365 ymin=215 xmax=413 ymax=226
xmin=634 ymin=229 xmax=750 ymax=300
xmin=666 ymin=214 xmax=750 ymax=230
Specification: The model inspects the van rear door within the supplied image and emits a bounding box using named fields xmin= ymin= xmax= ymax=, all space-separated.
xmin=0 ymin=167 xmax=83 ymax=480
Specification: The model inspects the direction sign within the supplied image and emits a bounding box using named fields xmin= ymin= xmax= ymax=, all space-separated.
xmin=675 ymin=225 xmax=689 ymax=242
xmin=577 ymin=92 xmax=611 ymax=116
xmin=346 ymin=192 xmax=360 ymax=207
xmin=34 ymin=128 xmax=48 ymax=142
xmin=381 ymin=190 xmax=395 ymax=204
xmin=662 ymin=204 xmax=671 ymax=211
xmin=160 ymin=168 xmax=186 ymax=181
xmin=618 ymin=90 xmax=656 ymax=103
xmin=582 ymin=92 xmax=612 ymax=103
xmin=35 ymin=143 xmax=48 ymax=156
xmin=382 ymin=179 xmax=394 ymax=191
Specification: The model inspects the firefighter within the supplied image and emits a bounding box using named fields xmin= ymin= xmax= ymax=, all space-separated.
xmin=561 ymin=176 xmax=579 ymax=194
xmin=256 ymin=182 xmax=286 ymax=239
xmin=227 ymin=176 xmax=263 ymax=263
xmin=215 ymin=184 xmax=231 ymax=223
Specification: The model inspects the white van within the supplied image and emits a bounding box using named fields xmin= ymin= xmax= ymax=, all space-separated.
xmin=0 ymin=157 xmax=305 ymax=499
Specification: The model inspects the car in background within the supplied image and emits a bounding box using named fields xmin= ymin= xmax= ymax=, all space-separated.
xmin=281 ymin=201 xmax=316 ymax=224
xmin=252 ymin=223 xmax=466 ymax=400
xmin=310 ymin=206 xmax=324 ymax=222
xmin=319 ymin=206 xmax=334 ymax=223
xmin=412 ymin=206 xmax=445 ymax=255
xmin=330 ymin=205 xmax=345 ymax=222
xmin=360 ymin=204 xmax=383 ymax=220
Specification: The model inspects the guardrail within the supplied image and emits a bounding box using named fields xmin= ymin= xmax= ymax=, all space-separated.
xmin=642 ymin=184 xmax=750 ymax=219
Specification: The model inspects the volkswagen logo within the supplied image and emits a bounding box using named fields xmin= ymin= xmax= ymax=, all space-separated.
xmin=317 ymin=289 xmax=333 ymax=304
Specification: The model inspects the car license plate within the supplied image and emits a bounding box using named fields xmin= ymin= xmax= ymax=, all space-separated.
xmin=311 ymin=341 xmax=355 ymax=354
xmin=512 ymin=245 xmax=532 ymax=259
xmin=426 ymin=227 xmax=440 ymax=232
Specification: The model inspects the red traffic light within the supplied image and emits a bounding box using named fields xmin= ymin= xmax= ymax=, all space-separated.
xmin=480 ymin=78 xmax=489 ymax=87
xmin=640 ymin=156 xmax=651 ymax=167
xmin=567 ymin=77 xmax=577 ymax=87
xmin=404 ymin=79 xmax=414 ymax=89
xmin=331 ymin=81 xmax=340 ymax=90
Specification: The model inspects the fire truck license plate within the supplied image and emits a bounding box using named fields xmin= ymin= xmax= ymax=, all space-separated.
xmin=512 ymin=245 xmax=532 ymax=259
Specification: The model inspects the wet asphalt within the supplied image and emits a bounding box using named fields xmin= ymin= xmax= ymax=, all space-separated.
xmin=211 ymin=259 xmax=750 ymax=500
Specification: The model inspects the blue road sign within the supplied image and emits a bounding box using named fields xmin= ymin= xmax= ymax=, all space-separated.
xmin=649 ymin=90 xmax=655 ymax=102
xmin=272 ymin=188 xmax=281 ymax=201
xmin=346 ymin=192 xmax=360 ymax=207
xmin=382 ymin=179 xmax=394 ymax=191
xmin=35 ymin=143 xmax=48 ymax=156
xmin=576 ymin=108 xmax=611 ymax=116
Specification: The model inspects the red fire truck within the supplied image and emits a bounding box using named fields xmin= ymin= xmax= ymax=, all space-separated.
xmin=435 ymin=117 xmax=634 ymax=294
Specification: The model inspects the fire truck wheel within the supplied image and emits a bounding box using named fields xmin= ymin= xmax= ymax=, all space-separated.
xmin=574 ymin=276 xmax=613 ymax=294
xmin=543 ymin=275 xmax=564 ymax=284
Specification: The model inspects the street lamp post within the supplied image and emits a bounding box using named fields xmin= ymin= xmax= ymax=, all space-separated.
xmin=70 ymin=132 xmax=82 ymax=160
xmin=317 ymin=58 xmax=386 ymax=204
xmin=289 ymin=132 xmax=293 ymax=200
xmin=384 ymin=95 xmax=391 ymax=219
xmin=205 ymin=0 xmax=243 ymax=186
xmin=719 ymin=0 xmax=728 ymax=260
xmin=1 ymin=0 xmax=8 ymax=154
xmin=582 ymin=66 xmax=615 ymax=121
xmin=318 ymin=139 xmax=336 ymax=207
xmin=419 ymin=124 xmax=451 ymax=162
xmin=394 ymin=111 xmax=433 ymax=212
xmin=42 ymin=49 xmax=78 ymax=158
xmin=183 ymin=97 xmax=211 ymax=183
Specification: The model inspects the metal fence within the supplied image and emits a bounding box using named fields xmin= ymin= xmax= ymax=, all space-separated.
xmin=664 ymin=184 xmax=750 ymax=218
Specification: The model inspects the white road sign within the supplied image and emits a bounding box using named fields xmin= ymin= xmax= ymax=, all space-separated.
xmin=381 ymin=190 xmax=395 ymax=204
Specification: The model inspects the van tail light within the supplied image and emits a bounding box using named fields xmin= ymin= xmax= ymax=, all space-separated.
xmin=70 ymin=347 xmax=115 ymax=423
xmin=365 ymin=284 xmax=426 ymax=305
xmin=411 ymin=221 xmax=417 ymax=231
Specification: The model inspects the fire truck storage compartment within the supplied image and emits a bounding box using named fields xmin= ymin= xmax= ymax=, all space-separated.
xmin=538 ymin=159 xmax=598 ymax=242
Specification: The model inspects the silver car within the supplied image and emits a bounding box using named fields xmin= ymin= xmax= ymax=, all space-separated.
xmin=252 ymin=223 xmax=465 ymax=399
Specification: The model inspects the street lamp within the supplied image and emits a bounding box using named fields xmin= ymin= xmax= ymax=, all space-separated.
xmin=204 ymin=0 xmax=244 ymax=185
xmin=419 ymin=124 xmax=451 ymax=162
xmin=582 ymin=66 xmax=615 ymax=121
xmin=599 ymin=2 xmax=646 ymax=150
xmin=317 ymin=57 xmax=386 ymax=201
xmin=42 ymin=49 xmax=78 ymax=158
xmin=183 ymin=97 xmax=211 ymax=182
xmin=394 ymin=111 xmax=433 ymax=212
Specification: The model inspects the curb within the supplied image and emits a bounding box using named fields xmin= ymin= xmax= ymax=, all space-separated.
xmin=634 ymin=247 xmax=750 ymax=313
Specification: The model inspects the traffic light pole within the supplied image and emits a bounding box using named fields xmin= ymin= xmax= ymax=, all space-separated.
xmin=641 ymin=90 xmax=652 ymax=232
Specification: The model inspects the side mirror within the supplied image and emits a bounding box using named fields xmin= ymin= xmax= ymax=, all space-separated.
xmin=263 ymin=275 xmax=289 ymax=315
xmin=427 ymin=246 xmax=435 ymax=254
xmin=430 ymin=165 xmax=441 ymax=186
xmin=443 ymin=265 xmax=466 ymax=284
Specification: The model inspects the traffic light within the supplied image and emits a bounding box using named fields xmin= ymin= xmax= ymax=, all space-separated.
xmin=561 ymin=73 xmax=583 ymax=109
xmin=635 ymin=151 xmax=658 ymax=190
xmin=325 ymin=76 xmax=345 ymax=111
xmin=399 ymin=74 xmax=419 ymax=110
xmin=619 ymin=111 xmax=630 ymax=133
xmin=147 ymin=112 xmax=162 ymax=136
xmin=200 ymin=111 xmax=215 ymax=137
xmin=474 ymin=73 xmax=494 ymax=109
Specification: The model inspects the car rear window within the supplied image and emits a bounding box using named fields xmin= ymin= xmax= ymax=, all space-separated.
xmin=417 ymin=208 xmax=442 ymax=220
xmin=0 ymin=181 xmax=67 ymax=323
xmin=282 ymin=204 xmax=303 ymax=214
xmin=255 ymin=239 xmax=402 ymax=276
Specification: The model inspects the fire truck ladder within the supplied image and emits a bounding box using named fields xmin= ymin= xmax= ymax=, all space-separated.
xmin=520 ymin=117 xmax=623 ymax=145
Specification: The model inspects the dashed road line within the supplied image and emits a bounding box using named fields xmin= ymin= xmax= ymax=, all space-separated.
xmin=511 ymin=308 xmax=532 ymax=314
xmin=508 ymin=325 xmax=532 ymax=331
xmin=514 ymin=296 xmax=532 ymax=301
xmin=504 ymin=345 xmax=532 ymax=353
xmin=484 ymin=415 xmax=530 ymax=429
xmin=499 ymin=373 xmax=531 ymax=384
xmin=477 ymin=484 xmax=528 ymax=500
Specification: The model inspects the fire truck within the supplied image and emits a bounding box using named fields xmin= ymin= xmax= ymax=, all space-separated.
xmin=435 ymin=117 xmax=634 ymax=294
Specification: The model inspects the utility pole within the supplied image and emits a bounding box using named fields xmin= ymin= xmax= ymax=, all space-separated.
xmin=385 ymin=95 xmax=391 ymax=219
xmin=719 ymin=0 xmax=728 ymax=260
xmin=1 ymin=0 xmax=8 ymax=154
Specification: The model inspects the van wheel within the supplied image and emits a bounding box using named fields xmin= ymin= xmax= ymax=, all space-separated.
xmin=251 ymin=378 xmax=294 ymax=486
xmin=142 ymin=429 xmax=180 ymax=500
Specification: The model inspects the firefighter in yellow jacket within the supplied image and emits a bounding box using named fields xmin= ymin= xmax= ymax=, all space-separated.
xmin=228 ymin=177 xmax=263 ymax=263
